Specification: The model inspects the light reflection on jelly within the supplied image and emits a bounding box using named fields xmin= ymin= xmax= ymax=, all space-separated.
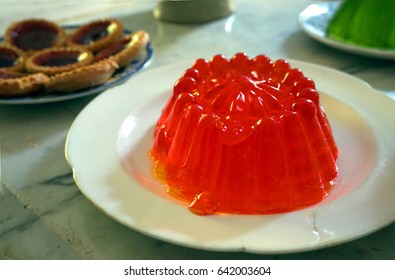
xmin=150 ymin=53 xmax=339 ymax=215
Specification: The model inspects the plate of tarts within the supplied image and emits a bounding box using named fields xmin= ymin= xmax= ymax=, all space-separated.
xmin=0 ymin=18 xmax=153 ymax=104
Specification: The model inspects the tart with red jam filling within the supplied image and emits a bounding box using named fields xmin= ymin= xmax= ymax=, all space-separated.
xmin=45 ymin=58 xmax=118 ymax=92
xmin=94 ymin=30 xmax=149 ymax=67
xmin=4 ymin=18 xmax=66 ymax=53
xmin=0 ymin=44 xmax=26 ymax=72
xmin=0 ymin=69 xmax=49 ymax=97
xmin=67 ymin=19 xmax=124 ymax=52
xmin=25 ymin=47 xmax=94 ymax=76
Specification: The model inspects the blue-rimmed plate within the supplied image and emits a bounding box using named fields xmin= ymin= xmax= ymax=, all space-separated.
xmin=298 ymin=1 xmax=395 ymax=60
xmin=0 ymin=25 xmax=153 ymax=104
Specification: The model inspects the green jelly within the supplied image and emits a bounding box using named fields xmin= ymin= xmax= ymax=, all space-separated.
xmin=327 ymin=0 xmax=395 ymax=49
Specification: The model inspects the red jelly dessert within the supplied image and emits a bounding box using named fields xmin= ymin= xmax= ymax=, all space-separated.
xmin=150 ymin=53 xmax=338 ymax=215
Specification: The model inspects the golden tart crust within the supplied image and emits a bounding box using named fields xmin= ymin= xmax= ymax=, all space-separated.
xmin=4 ymin=18 xmax=66 ymax=54
xmin=45 ymin=58 xmax=118 ymax=92
xmin=25 ymin=47 xmax=94 ymax=76
xmin=0 ymin=70 xmax=49 ymax=97
xmin=94 ymin=30 xmax=150 ymax=68
xmin=67 ymin=19 xmax=124 ymax=52
xmin=0 ymin=17 xmax=150 ymax=97
xmin=0 ymin=43 xmax=26 ymax=72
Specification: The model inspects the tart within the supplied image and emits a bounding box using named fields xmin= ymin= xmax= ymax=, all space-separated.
xmin=0 ymin=44 xmax=26 ymax=72
xmin=45 ymin=58 xmax=118 ymax=92
xmin=151 ymin=53 xmax=338 ymax=215
xmin=0 ymin=69 xmax=49 ymax=97
xmin=25 ymin=47 xmax=94 ymax=76
xmin=4 ymin=18 xmax=66 ymax=53
xmin=67 ymin=19 xmax=124 ymax=52
xmin=94 ymin=30 xmax=150 ymax=67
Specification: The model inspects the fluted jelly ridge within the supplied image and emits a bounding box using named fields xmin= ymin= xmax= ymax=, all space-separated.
xmin=151 ymin=53 xmax=338 ymax=215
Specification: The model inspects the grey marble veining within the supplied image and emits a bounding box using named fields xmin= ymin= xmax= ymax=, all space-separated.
xmin=1 ymin=0 xmax=395 ymax=259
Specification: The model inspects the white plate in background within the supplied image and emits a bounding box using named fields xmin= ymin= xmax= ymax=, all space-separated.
xmin=298 ymin=2 xmax=395 ymax=60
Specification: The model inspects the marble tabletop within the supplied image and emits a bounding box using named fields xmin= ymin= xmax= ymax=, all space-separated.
xmin=1 ymin=0 xmax=395 ymax=259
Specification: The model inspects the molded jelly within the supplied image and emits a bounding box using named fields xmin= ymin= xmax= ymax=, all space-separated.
xmin=327 ymin=0 xmax=395 ymax=49
xmin=150 ymin=53 xmax=338 ymax=215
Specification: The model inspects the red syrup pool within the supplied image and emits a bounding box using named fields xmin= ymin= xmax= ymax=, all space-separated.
xmin=150 ymin=53 xmax=338 ymax=215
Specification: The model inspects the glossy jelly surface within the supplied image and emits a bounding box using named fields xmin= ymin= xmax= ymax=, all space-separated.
xmin=150 ymin=53 xmax=338 ymax=215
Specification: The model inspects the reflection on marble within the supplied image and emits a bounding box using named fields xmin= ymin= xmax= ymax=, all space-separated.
xmin=1 ymin=0 xmax=395 ymax=259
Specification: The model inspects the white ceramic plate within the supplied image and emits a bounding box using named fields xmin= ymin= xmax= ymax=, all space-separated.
xmin=0 ymin=26 xmax=153 ymax=105
xmin=298 ymin=2 xmax=395 ymax=60
xmin=66 ymin=60 xmax=395 ymax=254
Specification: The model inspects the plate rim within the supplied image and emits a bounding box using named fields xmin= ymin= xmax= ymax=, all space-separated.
xmin=0 ymin=25 xmax=154 ymax=105
xmin=298 ymin=1 xmax=395 ymax=60
xmin=65 ymin=59 xmax=395 ymax=254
